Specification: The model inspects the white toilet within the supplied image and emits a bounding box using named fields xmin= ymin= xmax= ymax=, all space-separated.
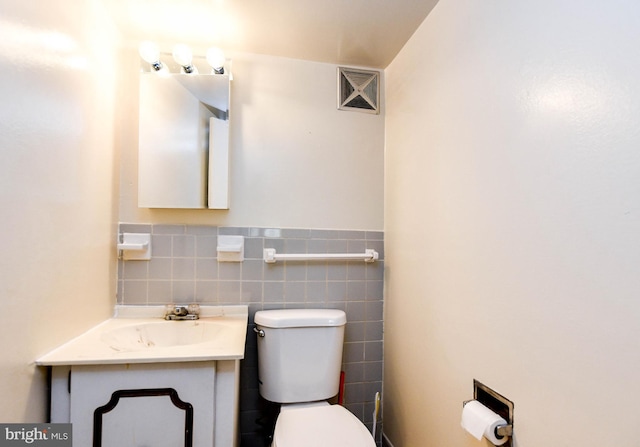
xmin=254 ymin=308 xmax=376 ymax=447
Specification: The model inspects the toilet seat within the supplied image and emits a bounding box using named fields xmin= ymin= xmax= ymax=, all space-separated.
xmin=273 ymin=403 xmax=376 ymax=447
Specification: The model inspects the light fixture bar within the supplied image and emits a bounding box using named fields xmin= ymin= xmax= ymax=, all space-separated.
xmin=138 ymin=41 xmax=228 ymax=75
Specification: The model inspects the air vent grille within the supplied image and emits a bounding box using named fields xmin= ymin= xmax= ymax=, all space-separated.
xmin=338 ymin=67 xmax=380 ymax=114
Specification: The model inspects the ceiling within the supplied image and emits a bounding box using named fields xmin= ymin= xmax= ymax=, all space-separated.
xmin=102 ymin=0 xmax=440 ymax=69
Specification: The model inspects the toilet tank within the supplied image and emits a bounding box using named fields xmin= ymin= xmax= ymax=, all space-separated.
xmin=254 ymin=309 xmax=347 ymax=403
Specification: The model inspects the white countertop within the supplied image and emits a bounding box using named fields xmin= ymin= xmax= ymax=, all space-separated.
xmin=36 ymin=305 xmax=248 ymax=366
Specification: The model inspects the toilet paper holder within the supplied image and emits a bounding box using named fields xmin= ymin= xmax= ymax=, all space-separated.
xmin=464 ymin=380 xmax=514 ymax=446
xmin=494 ymin=422 xmax=513 ymax=438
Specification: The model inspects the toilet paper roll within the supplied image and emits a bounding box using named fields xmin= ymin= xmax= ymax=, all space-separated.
xmin=461 ymin=400 xmax=508 ymax=446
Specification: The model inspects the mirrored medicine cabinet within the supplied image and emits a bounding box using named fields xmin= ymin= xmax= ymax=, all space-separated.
xmin=138 ymin=70 xmax=231 ymax=209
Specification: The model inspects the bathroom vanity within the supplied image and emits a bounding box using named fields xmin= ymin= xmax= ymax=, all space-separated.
xmin=37 ymin=305 xmax=248 ymax=447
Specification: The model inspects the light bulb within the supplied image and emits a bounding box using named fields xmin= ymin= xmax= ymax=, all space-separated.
xmin=139 ymin=41 xmax=160 ymax=64
xmin=139 ymin=41 xmax=165 ymax=72
xmin=172 ymin=44 xmax=193 ymax=67
xmin=206 ymin=47 xmax=226 ymax=74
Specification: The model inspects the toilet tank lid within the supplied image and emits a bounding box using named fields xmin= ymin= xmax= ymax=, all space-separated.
xmin=255 ymin=309 xmax=346 ymax=328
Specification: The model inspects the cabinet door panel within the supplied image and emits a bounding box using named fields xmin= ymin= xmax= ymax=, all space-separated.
xmin=70 ymin=363 xmax=214 ymax=447
xmin=96 ymin=389 xmax=192 ymax=447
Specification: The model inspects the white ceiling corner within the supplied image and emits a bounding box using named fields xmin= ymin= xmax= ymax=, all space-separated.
xmin=101 ymin=0 xmax=440 ymax=68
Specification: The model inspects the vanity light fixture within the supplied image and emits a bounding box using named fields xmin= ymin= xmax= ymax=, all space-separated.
xmin=138 ymin=41 xmax=165 ymax=72
xmin=138 ymin=41 xmax=228 ymax=75
xmin=206 ymin=47 xmax=226 ymax=74
xmin=172 ymin=44 xmax=198 ymax=74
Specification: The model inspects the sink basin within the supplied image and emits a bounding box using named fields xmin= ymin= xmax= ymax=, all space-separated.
xmin=101 ymin=320 xmax=233 ymax=351
xmin=36 ymin=305 xmax=248 ymax=365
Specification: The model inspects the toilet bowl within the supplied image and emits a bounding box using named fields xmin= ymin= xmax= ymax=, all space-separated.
xmin=254 ymin=309 xmax=375 ymax=447
xmin=273 ymin=402 xmax=375 ymax=447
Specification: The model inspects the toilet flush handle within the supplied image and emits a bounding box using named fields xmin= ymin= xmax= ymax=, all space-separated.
xmin=253 ymin=327 xmax=265 ymax=337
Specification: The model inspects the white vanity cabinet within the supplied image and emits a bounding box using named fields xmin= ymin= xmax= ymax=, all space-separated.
xmin=38 ymin=305 xmax=248 ymax=447
xmin=50 ymin=361 xmax=239 ymax=447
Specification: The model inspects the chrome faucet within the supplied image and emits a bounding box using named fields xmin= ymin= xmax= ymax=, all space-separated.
xmin=164 ymin=304 xmax=200 ymax=320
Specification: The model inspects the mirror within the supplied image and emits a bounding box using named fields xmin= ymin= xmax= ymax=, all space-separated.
xmin=138 ymin=72 xmax=230 ymax=209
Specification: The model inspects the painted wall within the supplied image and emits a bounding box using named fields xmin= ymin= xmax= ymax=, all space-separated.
xmin=119 ymin=51 xmax=385 ymax=231
xmin=0 ymin=0 xmax=119 ymax=421
xmin=384 ymin=0 xmax=640 ymax=446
